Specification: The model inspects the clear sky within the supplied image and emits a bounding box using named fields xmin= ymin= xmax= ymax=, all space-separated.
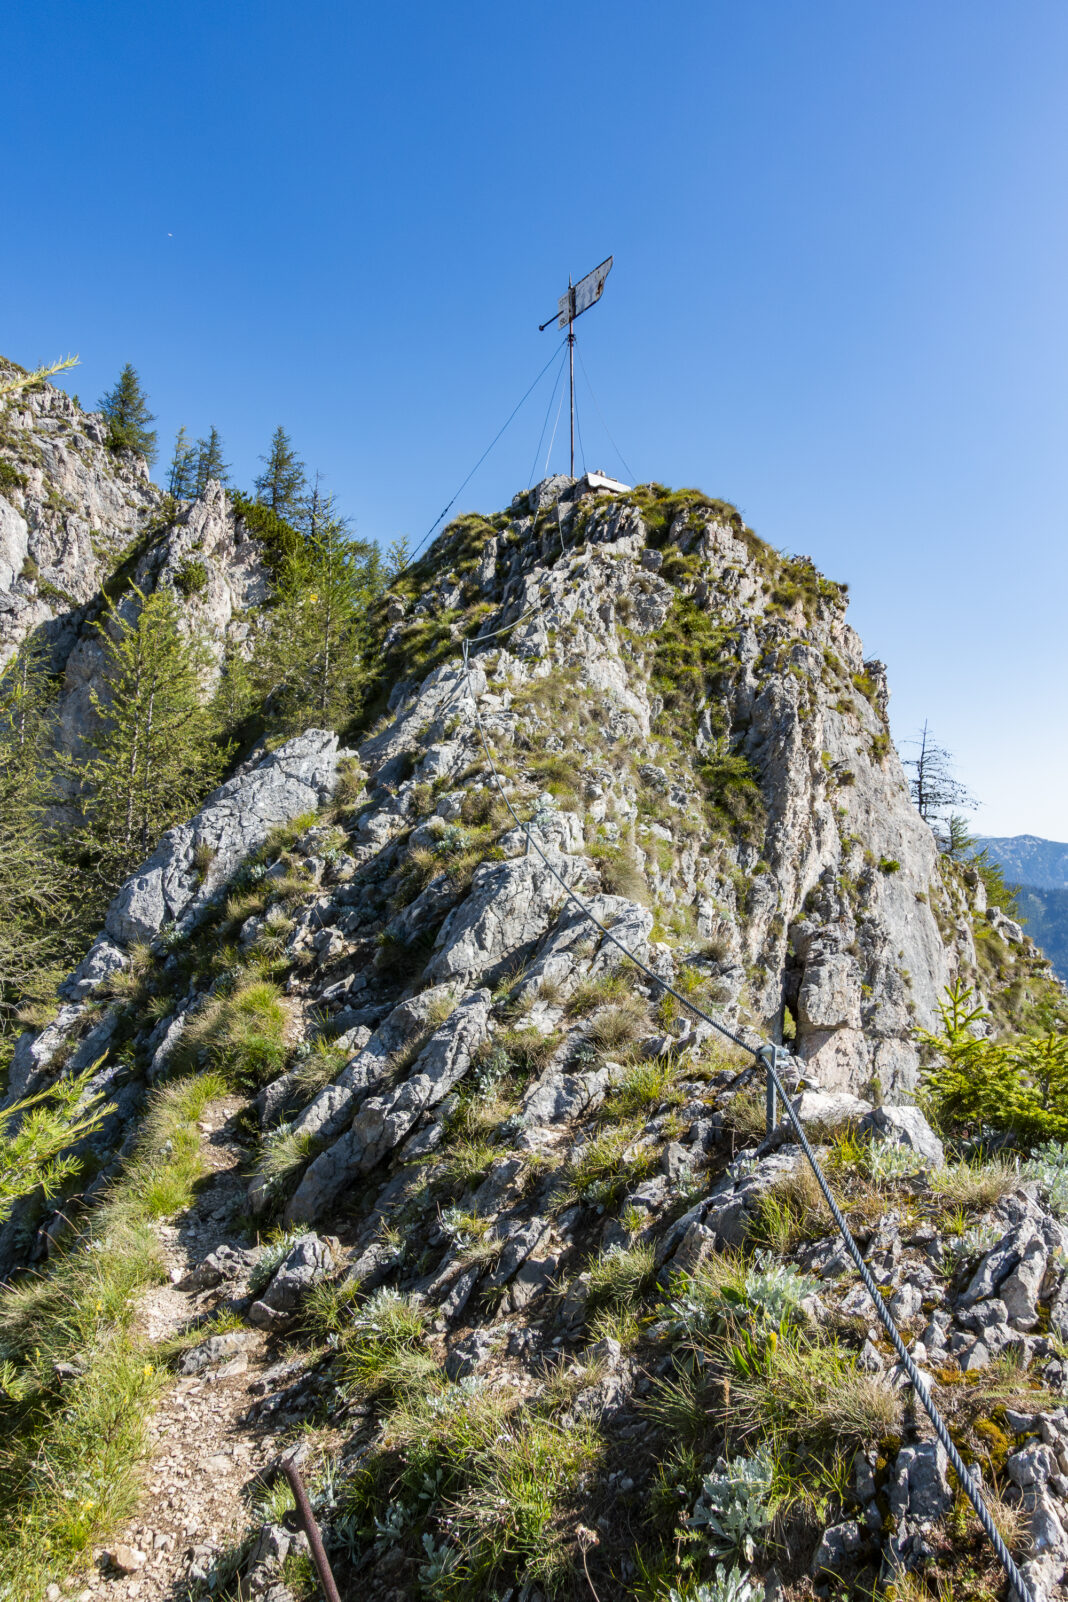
xmin=6 ymin=2 xmax=1067 ymax=839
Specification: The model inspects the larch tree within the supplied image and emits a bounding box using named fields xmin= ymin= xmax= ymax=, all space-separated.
xmin=0 ymin=641 xmax=72 ymax=1046
xmin=212 ymin=642 xmax=257 ymax=735
xmin=75 ymin=587 xmax=226 ymax=891
xmin=253 ymin=426 xmax=306 ymax=520
xmin=99 ymin=364 xmax=157 ymax=464
xmin=167 ymin=426 xmax=198 ymax=499
xmin=254 ymin=493 xmax=383 ymax=733
xmin=385 ymin=534 xmax=411 ymax=578
xmin=193 ymin=426 xmax=230 ymax=495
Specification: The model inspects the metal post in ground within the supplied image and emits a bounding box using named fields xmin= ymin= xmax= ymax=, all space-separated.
xmin=282 ymin=1458 xmax=342 ymax=1602
xmin=759 ymin=1044 xmax=779 ymax=1138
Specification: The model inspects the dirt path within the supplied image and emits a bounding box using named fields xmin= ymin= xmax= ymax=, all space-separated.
xmin=71 ymin=1098 xmax=284 ymax=1602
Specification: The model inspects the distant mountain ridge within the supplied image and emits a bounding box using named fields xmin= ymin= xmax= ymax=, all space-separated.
xmin=974 ymin=833 xmax=1068 ymax=891
xmin=974 ymin=835 xmax=1068 ymax=984
xmin=1013 ymin=886 xmax=1068 ymax=985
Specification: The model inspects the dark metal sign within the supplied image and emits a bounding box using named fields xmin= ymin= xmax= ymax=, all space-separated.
xmin=538 ymin=255 xmax=615 ymax=477
xmin=555 ymin=255 xmax=613 ymax=328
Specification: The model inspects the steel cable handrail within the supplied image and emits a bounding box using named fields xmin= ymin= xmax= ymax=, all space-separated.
xmin=456 ymin=625 xmax=1035 ymax=1602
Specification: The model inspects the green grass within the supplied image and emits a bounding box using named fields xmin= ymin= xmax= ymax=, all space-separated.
xmin=435 ymin=1137 xmax=497 ymax=1197
xmin=588 ymin=842 xmax=650 ymax=905
xmin=611 ymin=1057 xmax=685 ymax=1118
xmin=0 ymin=1070 xmax=228 ymax=1600
xmin=291 ymin=1040 xmax=347 ymax=1104
xmin=728 ymin=1330 xmax=902 ymax=1451
xmin=747 ymin=1167 xmax=827 ymax=1254
xmin=333 ymin=1289 xmax=437 ymax=1403
xmin=443 ymin=1412 xmax=600 ymax=1592
xmin=565 ymin=968 xmax=635 ymax=1018
xmin=253 ymin=1125 xmax=319 ymax=1210
xmin=586 ymin=1242 xmax=656 ymax=1315
xmin=556 ymin=1123 xmax=658 ymax=1210
xmin=929 ymin=1156 xmax=1017 ymax=1213
xmin=586 ymin=998 xmax=647 ymax=1057
xmin=337 ymin=1366 xmax=602 ymax=1597
xmin=172 ymin=976 xmax=288 ymax=1089
xmin=492 ymin=1026 xmax=561 ymax=1076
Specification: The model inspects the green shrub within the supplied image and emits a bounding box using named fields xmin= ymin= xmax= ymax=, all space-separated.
xmin=228 ymin=489 xmax=304 ymax=578
xmin=173 ymin=557 xmax=208 ymax=597
xmin=919 ymin=981 xmax=1068 ymax=1145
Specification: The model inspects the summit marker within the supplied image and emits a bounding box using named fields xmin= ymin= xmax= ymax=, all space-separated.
xmin=539 ymin=255 xmax=613 ymax=477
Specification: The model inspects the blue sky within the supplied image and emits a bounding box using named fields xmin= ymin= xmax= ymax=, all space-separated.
xmin=6 ymin=2 xmax=1068 ymax=838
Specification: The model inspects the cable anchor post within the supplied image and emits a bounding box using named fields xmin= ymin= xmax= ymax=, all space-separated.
xmin=758 ymin=1045 xmax=779 ymax=1139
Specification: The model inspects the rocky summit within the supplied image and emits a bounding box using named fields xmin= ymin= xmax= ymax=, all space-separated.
xmin=3 ymin=374 xmax=1068 ymax=1602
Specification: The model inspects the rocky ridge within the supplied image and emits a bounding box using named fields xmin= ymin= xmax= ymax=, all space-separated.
xmin=4 ymin=453 xmax=1068 ymax=1600
xmin=0 ymin=360 xmax=267 ymax=767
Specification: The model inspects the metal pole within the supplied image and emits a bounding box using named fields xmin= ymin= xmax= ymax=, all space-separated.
xmin=282 ymin=1458 xmax=342 ymax=1602
xmin=568 ymin=277 xmax=575 ymax=477
xmin=759 ymin=1045 xmax=779 ymax=1138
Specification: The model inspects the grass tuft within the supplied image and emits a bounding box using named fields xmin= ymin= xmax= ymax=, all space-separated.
xmin=0 ymin=1071 xmax=228 ymax=1598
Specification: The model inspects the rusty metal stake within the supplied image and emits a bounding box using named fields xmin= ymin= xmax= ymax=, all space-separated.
xmin=282 ymin=1458 xmax=342 ymax=1602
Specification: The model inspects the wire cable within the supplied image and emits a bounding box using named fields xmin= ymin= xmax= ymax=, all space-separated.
xmin=576 ymin=345 xmax=635 ymax=483
xmin=762 ymin=1049 xmax=1035 ymax=1602
xmin=405 ymin=337 xmax=569 ymax=573
xmin=528 ymin=345 xmax=569 ymax=490
xmin=456 ymin=607 xmax=1036 ymax=1602
xmin=543 ymin=368 xmax=567 ymax=478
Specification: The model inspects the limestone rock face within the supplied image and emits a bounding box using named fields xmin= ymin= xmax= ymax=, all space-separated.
xmin=283 ymin=989 xmax=492 ymax=1225
xmin=425 ymin=851 xmax=599 ymax=988
xmin=6 ymin=469 xmax=1017 ymax=1146
xmin=103 ymin=729 xmax=342 ymax=948
xmin=0 ymin=365 xmax=159 ymax=667
xmin=0 ymin=365 xmax=267 ymax=766
xmin=9 ymin=465 xmax=1068 ymax=1594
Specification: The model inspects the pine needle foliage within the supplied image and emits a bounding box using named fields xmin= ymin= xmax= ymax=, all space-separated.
xmin=0 ymin=354 xmax=79 ymax=400
xmin=254 ymin=425 xmax=306 ymax=519
xmin=252 ymin=492 xmax=384 ymax=733
xmin=0 ymin=641 xmax=73 ymax=1048
xmin=166 ymin=425 xmax=197 ymax=498
xmin=73 ymin=586 xmax=227 ymax=891
xmin=192 ymin=425 xmax=229 ymax=494
xmin=98 ymin=363 xmax=156 ymax=464
xmin=0 ymin=1072 xmax=105 ymax=1223
xmin=919 ymin=980 xmax=1068 ymax=1145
